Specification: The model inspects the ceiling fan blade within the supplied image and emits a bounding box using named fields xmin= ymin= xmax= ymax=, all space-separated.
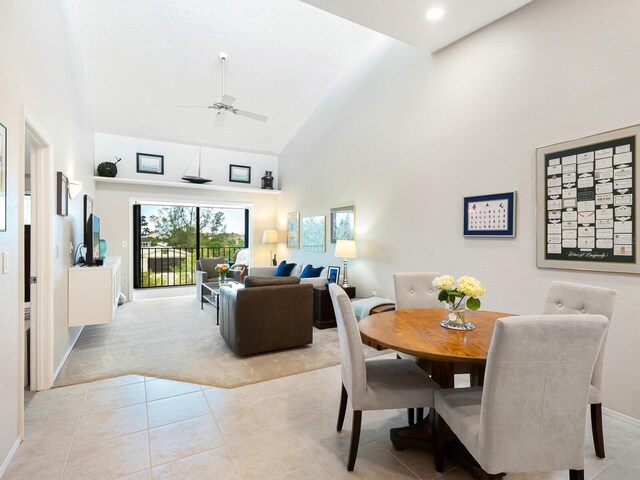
xmin=232 ymin=109 xmax=268 ymax=122
xmin=175 ymin=104 xmax=211 ymax=109
xmin=221 ymin=94 xmax=236 ymax=106
xmin=213 ymin=111 xmax=226 ymax=127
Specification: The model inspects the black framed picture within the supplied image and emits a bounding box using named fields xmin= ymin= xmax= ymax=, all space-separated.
xmin=136 ymin=153 xmax=164 ymax=175
xmin=57 ymin=172 xmax=69 ymax=216
xmin=0 ymin=121 xmax=6 ymax=231
xmin=229 ymin=164 xmax=251 ymax=184
xmin=326 ymin=265 xmax=341 ymax=284
xmin=463 ymin=192 xmax=516 ymax=237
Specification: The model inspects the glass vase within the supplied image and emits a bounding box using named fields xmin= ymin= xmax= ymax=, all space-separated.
xmin=440 ymin=302 xmax=475 ymax=331
xmin=218 ymin=274 xmax=227 ymax=286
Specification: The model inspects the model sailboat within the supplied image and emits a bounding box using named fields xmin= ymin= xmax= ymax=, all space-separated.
xmin=182 ymin=148 xmax=212 ymax=184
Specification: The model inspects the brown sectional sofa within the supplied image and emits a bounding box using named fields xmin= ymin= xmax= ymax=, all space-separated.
xmin=218 ymin=276 xmax=313 ymax=356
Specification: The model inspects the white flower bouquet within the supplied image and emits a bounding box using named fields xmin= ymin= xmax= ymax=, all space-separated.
xmin=432 ymin=275 xmax=486 ymax=330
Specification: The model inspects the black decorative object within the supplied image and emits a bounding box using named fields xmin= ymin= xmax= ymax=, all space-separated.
xmin=261 ymin=170 xmax=274 ymax=189
xmin=97 ymin=156 xmax=121 ymax=177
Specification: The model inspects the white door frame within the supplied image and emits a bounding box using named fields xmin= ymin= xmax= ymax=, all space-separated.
xmin=19 ymin=107 xmax=56 ymax=412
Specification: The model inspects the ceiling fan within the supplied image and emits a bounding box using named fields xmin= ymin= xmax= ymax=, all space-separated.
xmin=175 ymin=52 xmax=268 ymax=127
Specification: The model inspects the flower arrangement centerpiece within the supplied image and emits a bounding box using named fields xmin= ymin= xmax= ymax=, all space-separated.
xmin=432 ymin=275 xmax=486 ymax=331
xmin=215 ymin=263 xmax=230 ymax=285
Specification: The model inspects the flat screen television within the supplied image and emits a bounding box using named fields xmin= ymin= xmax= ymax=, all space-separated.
xmin=85 ymin=214 xmax=101 ymax=265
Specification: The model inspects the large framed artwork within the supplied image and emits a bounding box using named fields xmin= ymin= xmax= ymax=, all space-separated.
xmin=57 ymin=172 xmax=69 ymax=217
xmin=0 ymin=122 xmax=6 ymax=231
xmin=536 ymin=125 xmax=639 ymax=274
xmin=463 ymin=192 xmax=516 ymax=237
xmin=302 ymin=215 xmax=325 ymax=252
xmin=287 ymin=211 xmax=300 ymax=249
xmin=330 ymin=205 xmax=355 ymax=243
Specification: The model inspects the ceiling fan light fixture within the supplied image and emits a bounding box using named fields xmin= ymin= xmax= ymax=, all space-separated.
xmin=426 ymin=7 xmax=445 ymax=21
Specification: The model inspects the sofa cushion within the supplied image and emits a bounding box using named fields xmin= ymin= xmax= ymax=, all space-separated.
xmin=300 ymin=265 xmax=324 ymax=278
xmin=274 ymin=260 xmax=297 ymax=277
xmin=244 ymin=276 xmax=301 ymax=288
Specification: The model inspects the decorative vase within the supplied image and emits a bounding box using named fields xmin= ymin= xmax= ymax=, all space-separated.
xmin=97 ymin=156 xmax=122 ymax=177
xmin=218 ymin=273 xmax=227 ymax=285
xmin=440 ymin=303 xmax=475 ymax=331
xmin=261 ymin=171 xmax=274 ymax=190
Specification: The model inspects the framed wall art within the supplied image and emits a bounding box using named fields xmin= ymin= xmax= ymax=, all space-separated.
xmin=327 ymin=266 xmax=341 ymax=284
xmin=287 ymin=211 xmax=300 ymax=249
xmin=136 ymin=153 xmax=164 ymax=175
xmin=463 ymin=192 xmax=516 ymax=237
xmin=0 ymin=122 xmax=6 ymax=231
xmin=56 ymin=172 xmax=69 ymax=217
xmin=229 ymin=164 xmax=251 ymax=184
xmin=330 ymin=205 xmax=355 ymax=243
xmin=302 ymin=215 xmax=325 ymax=252
xmin=536 ymin=124 xmax=639 ymax=274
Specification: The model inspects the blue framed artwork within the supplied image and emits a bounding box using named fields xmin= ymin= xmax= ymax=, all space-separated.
xmin=464 ymin=192 xmax=517 ymax=237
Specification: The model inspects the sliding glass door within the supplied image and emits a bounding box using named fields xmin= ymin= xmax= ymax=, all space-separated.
xmin=133 ymin=203 xmax=248 ymax=288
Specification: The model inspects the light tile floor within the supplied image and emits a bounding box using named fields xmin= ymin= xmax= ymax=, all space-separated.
xmin=6 ymin=357 xmax=640 ymax=480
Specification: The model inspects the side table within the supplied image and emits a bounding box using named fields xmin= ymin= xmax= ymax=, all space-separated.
xmin=313 ymin=285 xmax=356 ymax=329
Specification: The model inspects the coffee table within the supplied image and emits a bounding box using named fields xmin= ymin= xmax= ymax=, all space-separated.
xmin=201 ymin=282 xmax=221 ymax=324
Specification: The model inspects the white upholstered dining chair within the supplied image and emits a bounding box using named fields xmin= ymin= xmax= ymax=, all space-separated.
xmin=543 ymin=280 xmax=617 ymax=459
xmin=393 ymin=272 xmax=441 ymax=425
xmin=434 ymin=314 xmax=609 ymax=480
xmin=328 ymin=284 xmax=439 ymax=471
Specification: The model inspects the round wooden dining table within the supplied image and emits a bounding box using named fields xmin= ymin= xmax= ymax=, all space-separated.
xmin=359 ymin=308 xmax=515 ymax=478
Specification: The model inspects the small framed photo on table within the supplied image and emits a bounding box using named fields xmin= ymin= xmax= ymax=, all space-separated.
xmin=136 ymin=153 xmax=164 ymax=175
xmin=326 ymin=265 xmax=341 ymax=285
xmin=229 ymin=164 xmax=251 ymax=184
xmin=464 ymin=191 xmax=516 ymax=237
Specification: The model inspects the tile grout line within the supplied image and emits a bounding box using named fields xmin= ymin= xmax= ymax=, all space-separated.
xmin=144 ymin=380 xmax=153 ymax=473
xmin=58 ymin=385 xmax=90 ymax=480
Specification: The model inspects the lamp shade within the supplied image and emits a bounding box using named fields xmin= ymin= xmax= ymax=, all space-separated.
xmin=335 ymin=240 xmax=357 ymax=258
xmin=262 ymin=229 xmax=279 ymax=244
xmin=68 ymin=180 xmax=82 ymax=199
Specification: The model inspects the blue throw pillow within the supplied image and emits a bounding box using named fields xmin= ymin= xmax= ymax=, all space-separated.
xmin=300 ymin=265 xmax=324 ymax=278
xmin=274 ymin=260 xmax=296 ymax=277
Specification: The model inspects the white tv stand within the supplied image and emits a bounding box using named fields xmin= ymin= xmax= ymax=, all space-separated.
xmin=68 ymin=256 xmax=121 ymax=326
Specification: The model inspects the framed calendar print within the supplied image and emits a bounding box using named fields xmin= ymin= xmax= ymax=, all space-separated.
xmin=464 ymin=192 xmax=517 ymax=237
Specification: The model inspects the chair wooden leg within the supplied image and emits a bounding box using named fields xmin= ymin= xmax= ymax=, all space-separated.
xmin=569 ymin=469 xmax=584 ymax=480
xmin=591 ymin=403 xmax=605 ymax=459
xmin=337 ymin=384 xmax=348 ymax=432
xmin=347 ymin=411 xmax=362 ymax=471
xmin=434 ymin=412 xmax=445 ymax=473
xmin=416 ymin=407 xmax=424 ymax=422
xmin=407 ymin=408 xmax=415 ymax=425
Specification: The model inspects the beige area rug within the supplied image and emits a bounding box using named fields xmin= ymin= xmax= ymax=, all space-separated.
xmin=55 ymin=295 xmax=383 ymax=388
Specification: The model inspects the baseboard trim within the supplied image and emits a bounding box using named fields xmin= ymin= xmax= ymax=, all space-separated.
xmin=603 ymin=407 xmax=640 ymax=427
xmin=0 ymin=437 xmax=21 ymax=478
xmin=52 ymin=325 xmax=84 ymax=384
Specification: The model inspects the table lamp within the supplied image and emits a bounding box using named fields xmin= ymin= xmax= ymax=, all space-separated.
xmin=262 ymin=229 xmax=279 ymax=266
xmin=334 ymin=240 xmax=357 ymax=288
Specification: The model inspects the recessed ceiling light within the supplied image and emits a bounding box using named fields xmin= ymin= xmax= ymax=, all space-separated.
xmin=426 ymin=7 xmax=445 ymax=21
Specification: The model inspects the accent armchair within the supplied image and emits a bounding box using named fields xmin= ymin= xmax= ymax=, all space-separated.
xmin=195 ymin=256 xmax=226 ymax=301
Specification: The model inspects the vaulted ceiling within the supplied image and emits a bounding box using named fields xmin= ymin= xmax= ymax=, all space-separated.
xmin=71 ymin=0 xmax=532 ymax=155
xmin=70 ymin=0 xmax=385 ymax=155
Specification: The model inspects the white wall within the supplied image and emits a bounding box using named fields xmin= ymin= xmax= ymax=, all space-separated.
xmin=0 ymin=0 xmax=95 ymax=471
xmin=277 ymin=0 xmax=640 ymax=419
xmin=95 ymin=133 xmax=278 ymax=190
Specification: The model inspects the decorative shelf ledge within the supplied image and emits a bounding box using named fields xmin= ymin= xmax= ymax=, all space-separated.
xmin=94 ymin=176 xmax=281 ymax=195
